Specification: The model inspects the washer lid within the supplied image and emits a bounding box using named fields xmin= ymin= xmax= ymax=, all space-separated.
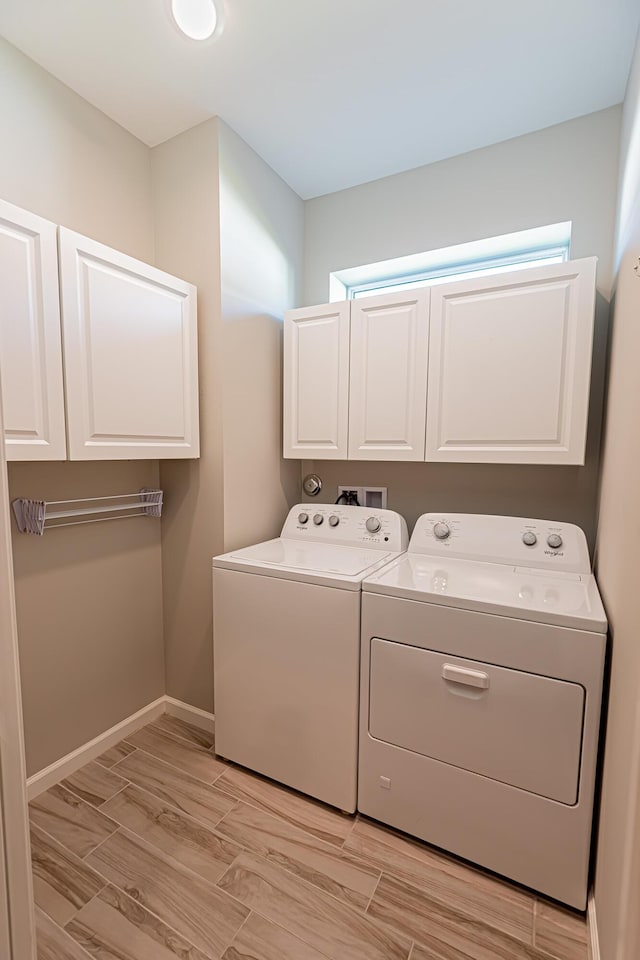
xmin=213 ymin=538 xmax=399 ymax=589
xmin=363 ymin=554 xmax=607 ymax=632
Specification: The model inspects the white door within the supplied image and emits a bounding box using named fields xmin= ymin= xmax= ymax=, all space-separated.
xmin=426 ymin=258 xmax=597 ymax=464
xmin=0 ymin=199 xmax=66 ymax=461
xmin=283 ymin=302 xmax=349 ymax=459
xmin=59 ymin=228 xmax=199 ymax=460
xmin=369 ymin=640 xmax=584 ymax=804
xmin=0 ymin=383 xmax=37 ymax=959
xmin=349 ymin=290 xmax=429 ymax=460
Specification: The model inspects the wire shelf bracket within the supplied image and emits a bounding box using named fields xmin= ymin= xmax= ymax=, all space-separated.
xmin=12 ymin=488 xmax=163 ymax=536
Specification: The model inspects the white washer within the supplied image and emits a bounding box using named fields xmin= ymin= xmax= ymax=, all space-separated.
xmin=359 ymin=513 xmax=607 ymax=909
xmin=213 ymin=503 xmax=408 ymax=812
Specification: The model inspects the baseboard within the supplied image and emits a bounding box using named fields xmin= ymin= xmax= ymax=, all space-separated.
xmin=587 ymin=890 xmax=600 ymax=960
xmin=27 ymin=696 xmax=167 ymax=801
xmin=164 ymin=696 xmax=215 ymax=733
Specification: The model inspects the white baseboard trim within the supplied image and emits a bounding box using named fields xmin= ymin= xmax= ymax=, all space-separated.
xmin=164 ymin=696 xmax=215 ymax=733
xmin=26 ymin=695 xmax=213 ymax=801
xmin=588 ymin=891 xmax=600 ymax=960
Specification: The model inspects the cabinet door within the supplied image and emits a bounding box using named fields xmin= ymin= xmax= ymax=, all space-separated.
xmin=59 ymin=228 xmax=199 ymax=460
xmin=349 ymin=290 xmax=429 ymax=461
xmin=426 ymin=258 xmax=597 ymax=464
xmin=0 ymin=200 xmax=66 ymax=460
xmin=283 ymin=302 xmax=349 ymax=459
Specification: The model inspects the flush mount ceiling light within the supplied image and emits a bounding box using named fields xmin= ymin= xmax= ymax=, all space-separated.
xmin=171 ymin=0 xmax=220 ymax=41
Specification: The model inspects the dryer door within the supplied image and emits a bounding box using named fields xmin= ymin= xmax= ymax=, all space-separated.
xmin=368 ymin=638 xmax=584 ymax=804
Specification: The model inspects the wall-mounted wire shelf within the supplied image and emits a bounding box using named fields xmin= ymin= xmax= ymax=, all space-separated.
xmin=12 ymin=489 xmax=163 ymax=535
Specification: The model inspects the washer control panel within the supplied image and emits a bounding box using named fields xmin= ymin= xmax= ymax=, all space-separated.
xmin=283 ymin=504 xmax=408 ymax=552
xmin=409 ymin=513 xmax=590 ymax=574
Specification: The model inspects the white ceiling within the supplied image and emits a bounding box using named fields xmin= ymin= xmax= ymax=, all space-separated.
xmin=0 ymin=0 xmax=637 ymax=199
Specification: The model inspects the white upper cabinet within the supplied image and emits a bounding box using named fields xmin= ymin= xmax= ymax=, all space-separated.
xmin=59 ymin=228 xmax=199 ymax=460
xmin=348 ymin=290 xmax=430 ymax=460
xmin=283 ymin=302 xmax=349 ymax=459
xmin=283 ymin=257 xmax=597 ymax=465
xmin=425 ymin=258 xmax=596 ymax=464
xmin=0 ymin=199 xmax=66 ymax=460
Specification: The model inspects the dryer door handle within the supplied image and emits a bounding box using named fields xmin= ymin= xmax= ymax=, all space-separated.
xmin=442 ymin=664 xmax=490 ymax=689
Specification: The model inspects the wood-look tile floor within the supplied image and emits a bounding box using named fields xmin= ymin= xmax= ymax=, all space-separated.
xmin=30 ymin=715 xmax=589 ymax=960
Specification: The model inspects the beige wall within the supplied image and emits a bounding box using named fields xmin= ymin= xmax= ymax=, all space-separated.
xmin=301 ymin=108 xmax=621 ymax=548
xmin=304 ymin=107 xmax=620 ymax=304
xmin=0 ymin=38 xmax=153 ymax=260
xmin=0 ymin=38 xmax=164 ymax=775
xmin=218 ymin=121 xmax=302 ymax=552
xmin=593 ymin=27 xmax=640 ymax=960
xmin=152 ymin=119 xmax=225 ymax=713
xmin=154 ymin=120 xmax=303 ymax=711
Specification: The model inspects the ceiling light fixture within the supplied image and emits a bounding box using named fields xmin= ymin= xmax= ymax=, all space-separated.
xmin=171 ymin=0 xmax=220 ymax=41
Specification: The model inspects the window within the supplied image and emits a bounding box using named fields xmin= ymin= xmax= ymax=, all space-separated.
xmin=329 ymin=222 xmax=572 ymax=301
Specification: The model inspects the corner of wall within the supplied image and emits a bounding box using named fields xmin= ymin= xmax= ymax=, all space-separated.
xmin=151 ymin=119 xmax=224 ymax=712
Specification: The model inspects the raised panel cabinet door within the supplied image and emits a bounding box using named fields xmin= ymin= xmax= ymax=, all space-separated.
xmin=348 ymin=289 xmax=429 ymax=461
xmin=426 ymin=258 xmax=597 ymax=464
xmin=0 ymin=199 xmax=66 ymax=460
xmin=283 ymin=302 xmax=349 ymax=458
xmin=59 ymin=228 xmax=199 ymax=460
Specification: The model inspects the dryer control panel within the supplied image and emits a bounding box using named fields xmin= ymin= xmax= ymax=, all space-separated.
xmin=283 ymin=504 xmax=408 ymax=552
xmin=409 ymin=513 xmax=591 ymax=575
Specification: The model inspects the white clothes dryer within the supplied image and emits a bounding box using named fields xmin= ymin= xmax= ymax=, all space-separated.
xmin=359 ymin=513 xmax=607 ymax=908
xmin=213 ymin=504 xmax=408 ymax=812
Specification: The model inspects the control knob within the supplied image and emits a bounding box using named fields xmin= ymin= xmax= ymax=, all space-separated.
xmin=298 ymin=512 xmax=309 ymax=525
xmin=547 ymin=533 xmax=563 ymax=549
xmin=365 ymin=517 xmax=381 ymax=534
xmin=522 ymin=532 xmax=537 ymax=546
xmin=433 ymin=522 xmax=451 ymax=540
xmin=328 ymin=515 xmax=340 ymax=527
xmin=313 ymin=514 xmax=324 ymax=526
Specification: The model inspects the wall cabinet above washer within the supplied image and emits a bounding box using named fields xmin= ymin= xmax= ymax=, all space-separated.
xmin=426 ymin=258 xmax=597 ymax=464
xmin=348 ymin=290 xmax=429 ymax=461
xmin=283 ymin=302 xmax=350 ymax=459
xmin=0 ymin=199 xmax=200 ymax=461
xmin=283 ymin=257 xmax=597 ymax=465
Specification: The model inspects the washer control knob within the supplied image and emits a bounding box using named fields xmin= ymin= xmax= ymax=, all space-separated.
xmin=547 ymin=533 xmax=563 ymax=549
xmin=433 ymin=522 xmax=451 ymax=540
xmin=522 ymin=531 xmax=537 ymax=546
xmin=328 ymin=515 xmax=340 ymax=527
xmin=298 ymin=512 xmax=309 ymax=525
xmin=313 ymin=514 xmax=324 ymax=526
xmin=365 ymin=517 xmax=381 ymax=534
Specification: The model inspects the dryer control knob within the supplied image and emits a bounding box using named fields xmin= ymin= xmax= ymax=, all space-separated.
xmin=328 ymin=515 xmax=340 ymax=527
xmin=313 ymin=514 xmax=324 ymax=525
xmin=298 ymin=512 xmax=309 ymax=525
xmin=433 ymin=522 xmax=451 ymax=540
xmin=547 ymin=533 xmax=563 ymax=549
xmin=365 ymin=517 xmax=381 ymax=533
xmin=522 ymin=532 xmax=537 ymax=546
